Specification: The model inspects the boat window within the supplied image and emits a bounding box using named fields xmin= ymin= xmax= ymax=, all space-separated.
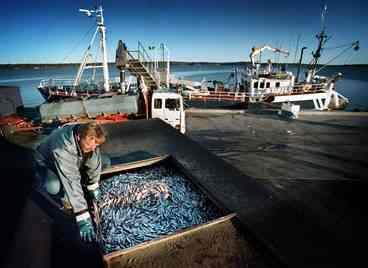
xmin=266 ymin=82 xmax=270 ymax=88
xmin=260 ymin=82 xmax=265 ymax=89
xmin=154 ymin=98 xmax=162 ymax=109
xmin=165 ymin=98 xmax=180 ymax=110
xmin=276 ymin=82 xmax=280 ymax=88
xmin=253 ymin=82 xmax=258 ymax=89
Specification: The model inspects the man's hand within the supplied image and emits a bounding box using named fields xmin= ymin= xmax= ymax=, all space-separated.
xmin=77 ymin=216 xmax=96 ymax=243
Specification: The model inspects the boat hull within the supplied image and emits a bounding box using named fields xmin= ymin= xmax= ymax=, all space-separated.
xmin=38 ymin=94 xmax=140 ymax=122
xmin=184 ymin=99 xmax=248 ymax=109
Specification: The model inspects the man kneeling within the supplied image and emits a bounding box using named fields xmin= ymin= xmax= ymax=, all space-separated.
xmin=34 ymin=122 xmax=109 ymax=243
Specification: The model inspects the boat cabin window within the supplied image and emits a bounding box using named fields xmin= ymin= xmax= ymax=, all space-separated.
xmin=154 ymin=98 xmax=162 ymax=109
xmin=260 ymin=82 xmax=265 ymax=89
xmin=275 ymin=82 xmax=280 ymax=88
xmin=253 ymin=82 xmax=258 ymax=89
xmin=266 ymin=82 xmax=270 ymax=88
xmin=165 ymin=98 xmax=180 ymax=110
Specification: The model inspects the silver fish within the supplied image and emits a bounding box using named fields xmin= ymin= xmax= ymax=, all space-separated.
xmin=96 ymin=165 xmax=222 ymax=254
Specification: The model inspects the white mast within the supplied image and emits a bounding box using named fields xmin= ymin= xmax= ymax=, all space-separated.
xmin=96 ymin=6 xmax=110 ymax=92
xmin=75 ymin=6 xmax=110 ymax=92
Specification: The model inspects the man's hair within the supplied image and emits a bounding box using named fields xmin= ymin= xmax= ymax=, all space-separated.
xmin=78 ymin=122 xmax=106 ymax=144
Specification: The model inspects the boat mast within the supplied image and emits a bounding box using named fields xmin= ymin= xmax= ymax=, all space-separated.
xmin=307 ymin=5 xmax=329 ymax=82
xmin=296 ymin=46 xmax=307 ymax=82
xmin=74 ymin=6 xmax=110 ymax=92
xmin=97 ymin=6 xmax=110 ymax=92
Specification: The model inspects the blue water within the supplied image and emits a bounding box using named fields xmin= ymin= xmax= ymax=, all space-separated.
xmin=1 ymin=63 xmax=368 ymax=110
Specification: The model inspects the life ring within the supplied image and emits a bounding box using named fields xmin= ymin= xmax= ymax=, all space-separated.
xmin=302 ymin=84 xmax=312 ymax=92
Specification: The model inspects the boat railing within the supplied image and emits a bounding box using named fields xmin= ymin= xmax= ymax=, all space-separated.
xmin=252 ymin=82 xmax=328 ymax=96
xmin=128 ymin=41 xmax=170 ymax=87
xmin=39 ymin=79 xmax=75 ymax=88
xmin=39 ymin=77 xmax=132 ymax=90
xmin=183 ymin=81 xmax=331 ymax=102
xmin=185 ymin=90 xmax=249 ymax=102
xmin=293 ymin=83 xmax=327 ymax=92
xmin=128 ymin=41 xmax=156 ymax=77
xmin=138 ymin=41 xmax=156 ymax=75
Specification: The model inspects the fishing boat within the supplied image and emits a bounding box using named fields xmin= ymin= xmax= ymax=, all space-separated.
xmin=181 ymin=5 xmax=360 ymax=111
xmin=38 ymin=6 xmax=170 ymax=102
xmin=33 ymin=5 xmax=187 ymax=134
xmin=240 ymin=5 xmax=360 ymax=110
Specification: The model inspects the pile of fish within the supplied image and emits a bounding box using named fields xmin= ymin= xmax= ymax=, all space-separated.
xmin=96 ymin=165 xmax=222 ymax=254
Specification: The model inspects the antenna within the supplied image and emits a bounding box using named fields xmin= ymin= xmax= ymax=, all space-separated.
xmin=321 ymin=4 xmax=328 ymax=30
xmin=309 ymin=4 xmax=329 ymax=73
xmin=293 ymin=34 xmax=301 ymax=63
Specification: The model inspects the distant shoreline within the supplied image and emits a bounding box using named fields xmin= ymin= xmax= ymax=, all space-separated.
xmin=0 ymin=62 xmax=367 ymax=69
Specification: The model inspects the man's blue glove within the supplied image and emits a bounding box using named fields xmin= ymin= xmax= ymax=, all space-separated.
xmin=77 ymin=216 xmax=96 ymax=243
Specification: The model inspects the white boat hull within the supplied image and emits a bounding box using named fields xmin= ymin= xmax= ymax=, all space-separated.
xmin=271 ymin=90 xmax=349 ymax=110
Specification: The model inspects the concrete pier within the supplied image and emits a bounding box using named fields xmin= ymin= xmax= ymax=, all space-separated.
xmin=1 ymin=111 xmax=364 ymax=268
xmin=186 ymin=110 xmax=365 ymax=267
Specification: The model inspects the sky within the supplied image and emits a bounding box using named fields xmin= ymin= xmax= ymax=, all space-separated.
xmin=1 ymin=0 xmax=367 ymax=64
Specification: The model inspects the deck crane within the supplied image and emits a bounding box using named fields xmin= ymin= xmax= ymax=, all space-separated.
xmin=249 ymin=45 xmax=290 ymax=67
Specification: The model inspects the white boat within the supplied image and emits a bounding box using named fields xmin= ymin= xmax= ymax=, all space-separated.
xmin=238 ymin=6 xmax=359 ymax=110
xmin=180 ymin=5 xmax=359 ymax=111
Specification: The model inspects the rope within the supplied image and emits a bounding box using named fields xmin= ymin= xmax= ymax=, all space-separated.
xmin=293 ymin=34 xmax=301 ymax=63
xmin=342 ymin=50 xmax=355 ymax=65
xmin=324 ymin=42 xmax=356 ymax=50
xmin=315 ymin=45 xmax=355 ymax=74
xmin=60 ymin=24 xmax=96 ymax=63
xmin=106 ymin=23 xmax=115 ymax=63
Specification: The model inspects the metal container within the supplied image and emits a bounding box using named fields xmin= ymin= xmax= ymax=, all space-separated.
xmin=99 ymin=155 xmax=236 ymax=268
xmin=33 ymin=154 xmax=236 ymax=268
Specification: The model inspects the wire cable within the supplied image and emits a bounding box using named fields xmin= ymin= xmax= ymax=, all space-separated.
xmin=60 ymin=24 xmax=96 ymax=63
xmin=342 ymin=50 xmax=356 ymax=65
xmin=324 ymin=42 xmax=356 ymax=50
xmin=315 ymin=45 xmax=355 ymax=73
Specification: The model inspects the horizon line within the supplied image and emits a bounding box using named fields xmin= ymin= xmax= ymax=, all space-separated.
xmin=0 ymin=62 xmax=367 ymax=67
